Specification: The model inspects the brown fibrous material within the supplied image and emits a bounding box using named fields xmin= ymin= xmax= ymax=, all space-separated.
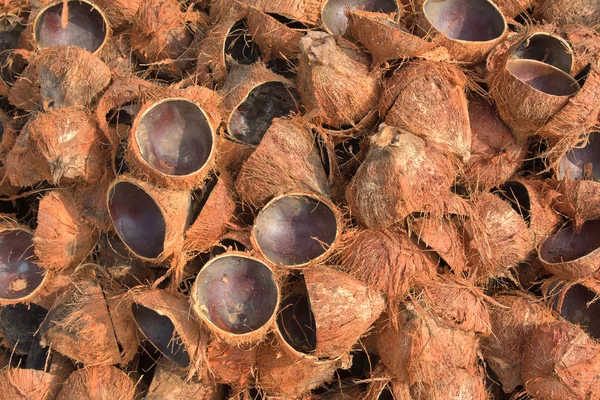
xmin=0 ymin=368 xmax=63 ymax=400
xmin=146 ymin=359 xmax=221 ymax=400
xmin=246 ymin=6 xmax=305 ymax=62
xmin=56 ymin=365 xmax=137 ymax=400
xmin=206 ymin=340 xmax=257 ymax=388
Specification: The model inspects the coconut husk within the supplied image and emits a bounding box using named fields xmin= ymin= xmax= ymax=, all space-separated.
xmin=107 ymin=174 xmax=191 ymax=264
xmin=9 ymin=46 xmax=111 ymax=112
xmin=236 ymin=116 xmax=329 ymax=208
xmin=553 ymin=180 xmax=600 ymax=231
xmin=0 ymin=219 xmax=49 ymax=305
xmin=522 ymin=320 xmax=600 ymax=399
xmin=0 ymin=369 xmax=62 ymax=400
xmin=380 ymin=60 xmax=471 ymax=160
xmin=251 ymin=192 xmax=342 ymax=268
xmin=563 ymin=25 xmax=600 ymax=76
xmin=303 ymin=265 xmax=385 ymax=359
xmin=482 ymin=293 xmax=556 ymax=393
xmin=363 ymin=366 xmax=411 ymax=400
xmin=214 ymin=133 xmax=257 ymax=173
xmin=538 ymin=219 xmax=600 ymax=280
xmin=345 ymin=10 xmax=436 ymax=69
xmin=96 ymin=30 xmax=137 ymax=77
xmin=538 ymin=0 xmax=600 ymax=27
xmin=184 ymin=171 xmax=236 ymax=253
xmin=410 ymin=367 xmax=486 ymax=400
xmin=346 ymin=125 xmax=456 ymax=228
xmin=104 ymin=291 xmax=140 ymax=365
xmin=39 ymin=275 xmax=122 ymax=365
xmin=147 ymin=359 xmax=221 ymax=400
xmin=0 ymin=109 xmax=16 ymax=161
xmin=33 ymin=190 xmax=98 ymax=272
xmin=93 ymin=0 xmax=142 ymax=31
xmin=297 ymin=31 xmax=381 ymax=130
xmin=71 ymin=179 xmax=114 ymax=232
xmin=211 ymin=0 xmax=320 ymax=26
xmin=246 ymin=7 xmax=305 ymax=62
xmin=460 ymin=98 xmax=526 ymax=191
xmin=494 ymin=0 xmax=537 ymax=18
xmin=321 ymin=0 xmax=401 ymax=36
xmin=206 ymin=339 xmax=257 ymax=387
xmin=56 ymin=365 xmax=137 ymax=400
xmin=132 ymin=288 xmax=206 ymax=377
xmin=463 ymin=192 xmax=535 ymax=279
xmin=191 ymin=252 xmax=280 ymax=344
xmin=28 ymin=265 xmax=76 ymax=310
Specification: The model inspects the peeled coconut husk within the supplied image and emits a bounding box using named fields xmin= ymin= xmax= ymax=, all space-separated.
xmin=0 ymin=219 xmax=48 ymax=305
xmin=303 ymin=265 xmax=386 ymax=358
xmin=9 ymin=46 xmax=111 ymax=112
xmin=206 ymin=339 xmax=256 ymax=387
xmin=460 ymin=98 xmax=527 ymax=191
xmin=184 ymin=171 xmax=236 ymax=253
xmin=297 ymin=31 xmax=381 ymax=131
xmin=72 ymin=179 xmax=114 ymax=232
xmin=0 ymin=303 xmax=47 ymax=355
xmin=0 ymin=368 xmax=62 ymax=400
xmin=128 ymin=95 xmax=218 ymax=189
xmin=92 ymin=0 xmax=142 ymax=31
xmin=236 ymin=116 xmax=329 ymax=208
xmin=538 ymin=219 xmax=600 ymax=280
xmin=33 ymin=190 xmax=98 ymax=271
xmin=463 ymin=192 xmax=535 ymax=279
xmin=147 ymin=358 xmax=221 ymax=400
xmin=39 ymin=275 xmax=122 ymax=365
xmin=251 ymin=192 xmax=342 ymax=268
xmin=132 ymin=289 xmax=205 ymax=376
xmin=346 ymin=125 xmax=456 ymax=228
xmin=191 ymin=252 xmax=280 ymax=344
xmin=321 ymin=0 xmax=400 ymax=36
xmin=538 ymin=0 xmax=600 ymax=27
xmin=0 ymin=109 xmax=16 ymax=161
xmin=246 ymin=7 xmax=306 ymax=62
xmin=380 ymin=60 xmax=471 ymax=160
xmin=482 ymin=293 xmax=556 ymax=393
xmin=521 ymin=320 xmax=600 ymax=400
xmin=417 ymin=0 xmax=507 ymax=65
xmin=56 ymin=365 xmax=136 ymax=400
xmin=107 ymin=174 xmax=191 ymax=263
xmin=5 ymin=107 xmax=108 ymax=187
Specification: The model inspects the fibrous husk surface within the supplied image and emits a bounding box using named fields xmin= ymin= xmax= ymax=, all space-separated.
xmin=56 ymin=365 xmax=136 ymax=400
xmin=0 ymin=368 xmax=63 ymax=400
xmin=146 ymin=359 xmax=221 ymax=400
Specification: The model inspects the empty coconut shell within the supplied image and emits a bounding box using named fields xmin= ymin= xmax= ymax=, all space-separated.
xmin=321 ymin=0 xmax=400 ymax=36
xmin=56 ymin=365 xmax=136 ymax=400
xmin=146 ymin=359 xmax=221 ymax=400
xmin=207 ymin=339 xmax=257 ymax=387
xmin=545 ymin=281 xmax=600 ymax=340
xmin=0 ymin=368 xmax=63 ymax=400
xmin=246 ymin=7 xmax=306 ymax=62
xmin=251 ymin=192 xmax=342 ymax=268
xmin=511 ymin=32 xmax=574 ymax=74
xmin=191 ymin=252 xmax=280 ymax=344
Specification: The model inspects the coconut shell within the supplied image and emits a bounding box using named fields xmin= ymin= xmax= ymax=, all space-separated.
xmin=206 ymin=340 xmax=257 ymax=387
xmin=482 ymin=293 xmax=556 ymax=393
xmin=39 ymin=276 xmax=122 ymax=365
xmin=0 ymin=369 xmax=62 ymax=400
xmin=246 ymin=7 xmax=305 ymax=62
xmin=107 ymin=174 xmax=191 ymax=264
xmin=380 ymin=60 xmax=471 ymax=160
xmin=9 ymin=46 xmax=111 ymax=112
xmin=56 ymin=365 xmax=136 ymax=400
xmin=33 ymin=190 xmax=98 ymax=271
xmin=553 ymin=180 xmax=600 ymax=231
xmin=297 ymin=31 xmax=381 ymax=130
xmin=147 ymin=359 xmax=221 ymax=400
xmin=346 ymin=125 xmax=456 ymax=228
xmin=522 ymin=320 xmax=600 ymax=400
xmin=184 ymin=171 xmax=236 ymax=253
xmin=236 ymin=116 xmax=329 ymax=208
xmin=303 ymin=265 xmax=385 ymax=358
xmin=460 ymin=98 xmax=526 ymax=191
xmin=104 ymin=291 xmax=140 ymax=365
xmin=538 ymin=0 xmax=600 ymax=27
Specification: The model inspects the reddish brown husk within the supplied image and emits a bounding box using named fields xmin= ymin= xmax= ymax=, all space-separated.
xmin=463 ymin=192 xmax=535 ymax=279
xmin=538 ymin=0 xmax=600 ymax=27
xmin=93 ymin=0 xmax=143 ymax=31
xmin=72 ymin=179 xmax=114 ymax=232
xmin=104 ymin=291 xmax=140 ymax=365
xmin=28 ymin=266 xmax=76 ymax=310
xmin=346 ymin=125 xmax=456 ymax=228
xmin=147 ymin=359 xmax=221 ymax=400
xmin=206 ymin=340 xmax=257 ymax=387
xmin=0 ymin=369 xmax=63 ymax=400
xmin=39 ymin=276 xmax=122 ymax=365
xmin=56 ymin=365 xmax=137 ymax=400
xmin=494 ymin=0 xmax=537 ymax=18
xmin=0 ymin=109 xmax=16 ymax=161
xmin=5 ymin=108 xmax=108 ymax=187
xmin=303 ymin=265 xmax=386 ymax=358
xmin=185 ymin=171 xmax=236 ymax=253
xmin=460 ymin=98 xmax=526 ymax=191
xmin=380 ymin=60 xmax=471 ymax=160
xmin=298 ymin=31 xmax=381 ymax=130
xmin=482 ymin=293 xmax=556 ymax=393
xmin=522 ymin=321 xmax=600 ymax=400
xmin=236 ymin=116 xmax=329 ymax=208
xmin=9 ymin=46 xmax=111 ymax=111
xmin=210 ymin=0 xmax=320 ymax=26
xmin=33 ymin=190 xmax=98 ymax=271
xmin=246 ymin=7 xmax=304 ymax=62
xmin=552 ymin=179 xmax=600 ymax=231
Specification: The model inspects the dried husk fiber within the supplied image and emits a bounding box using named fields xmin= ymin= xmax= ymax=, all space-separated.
xmin=56 ymin=365 xmax=136 ymax=400
xmin=0 ymin=368 xmax=63 ymax=400
xmin=206 ymin=340 xmax=257 ymax=388
xmin=538 ymin=0 xmax=600 ymax=27
xmin=246 ymin=6 xmax=305 ymax=62
xmin=146 ymin=359 xmax=221 ymax=400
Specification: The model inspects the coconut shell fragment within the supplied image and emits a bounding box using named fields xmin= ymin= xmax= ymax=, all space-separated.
xmin=0 ymin=368 xmax=63 ymax=400
xmin=56 ymin=365 xmax=136 ymax=400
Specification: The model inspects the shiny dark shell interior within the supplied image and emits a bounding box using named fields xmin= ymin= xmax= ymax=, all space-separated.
xmin=507 ymin=59 xmax=580 ymax=96
xmin=277 ymin=292 xmax=317 ymax=354
xmin=558 ymin=132 xmax=600 ymax=181
xmin=0 ymin=230 xmax=45 ymax=300
xmin=514 ymin=33 xmax=573 ymax=74
xmin=540 ymin=219 xmax=600 ymax=263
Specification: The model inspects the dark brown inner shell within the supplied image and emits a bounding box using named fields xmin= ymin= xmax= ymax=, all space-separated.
xmin=540 ymin=219 xmax=600 ymax=263
xmin=229 ymin=82 xmax=299 ymax=145
xmin=379 ymin=388 xmax=394 ymax=400
xmin=0 ymin=230 xmax=45 ymax=300
xmin=496 ymin=181 xmax=531 ymax=226
xmin=225 ymin=19 xmax=262 ymax=69
xmin=322 ymin=0 xmax=398 ymax=36
xmin=0 ymin=303 xmax=47 ymax=355
xmin=549 ymin=284 xmax=600 ymax=339
xmin=132 ymin=303 xmax=190 ymax=367
xmin=507 ymin=60 xmax=580 ymax=96
xmin=108 ymin=182 xmax=166 ymax=259
xmin=35 ymin=1 xmax=107 ymax=53
xmin=514 ymin=34 xmax=573 ymax=74
xmin=194 ymin=255 xmax=278 ymax=334
xmin=136 ymin=100 xmax=213 ymax=176
xmin=558 ymin=132 xmax=600 ymax=181
xmin=277 ymin=292 xmax=316 ymax=354
xmin=254 ymin=195 xmax=338 ymax=266
xmin=424 ymin=0 xmax=505 ymax=42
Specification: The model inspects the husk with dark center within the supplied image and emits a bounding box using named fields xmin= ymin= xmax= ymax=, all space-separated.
xmin=104 ymin=290 xmax=140 ymax=365
xmin=0 ymin=368 xmax=63 ymax=400
xmin=56 ymin=365 xmax=137 ymax=400
xmin=522 ymin=320 xmax=600 ymax=399
xmin=236 ymin=116 xmax=329 ymax=208
xmin=297 ymin=31 xmax=381 ymax=130
xmin=346 ymin=125 xmax=456 ymax=228
xmin=246 ymin=7 xmax=305 ymax=62
xmin=206 ymin=339 xmax=257 ymax=388
xmin=146 ymin=359 xmax=221 ymax=400
xmin=553 ymin=179 xmax=600 ymax=231
xmin=482 ymin=293 xmax=556 ymax=393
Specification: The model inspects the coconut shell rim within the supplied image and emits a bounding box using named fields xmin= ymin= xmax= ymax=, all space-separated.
xmin=537 ymin=224 xmax=600 ymax=276
xmin=506 ymin=59 xmax=581 ymax=98
xmin=319 ymin=0 xmax=403 ymax=36
xmin=515 ymin=31 xmax=574 ymax=74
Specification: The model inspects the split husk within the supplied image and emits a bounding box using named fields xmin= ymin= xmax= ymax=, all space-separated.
xmin=104 ymin=290 xmax=140 ymax=365
xmin=0 ymin=368 xmax=62 ymax=400
xmin=146 ymin=358 xmax=221 ymax=400
xmin=493 ymin=0 xmax=537 ymax=18
xmin=246 ymin=7 xmax=306 ymax=62
xmin=56 ymin=365 xmax=137 ymax=400
xmin=321 ymin=0 xmax=400 ymax=36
